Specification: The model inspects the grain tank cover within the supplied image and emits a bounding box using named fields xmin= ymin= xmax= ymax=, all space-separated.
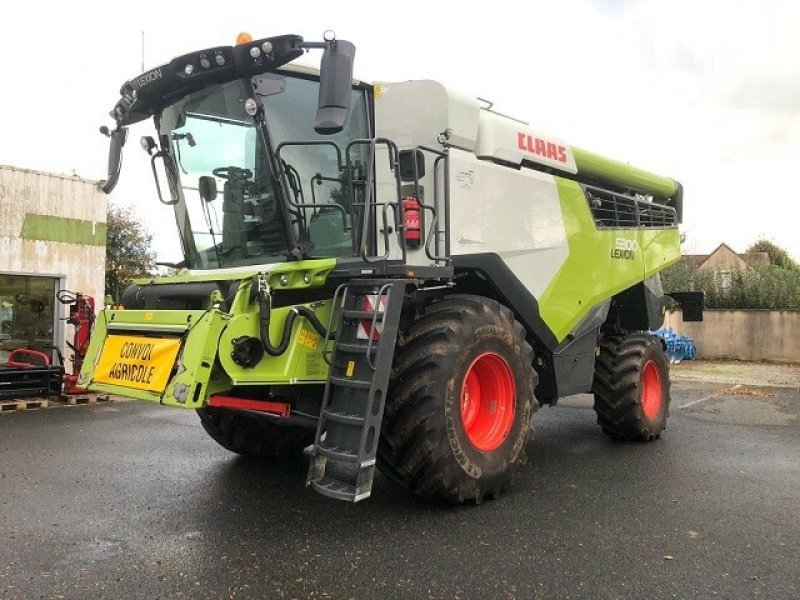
xmin=373 ymin=80 xmax=481 ymax=150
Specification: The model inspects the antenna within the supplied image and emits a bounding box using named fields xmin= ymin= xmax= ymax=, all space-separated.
xmin=141 ymin=31 xmax=145 ymax=71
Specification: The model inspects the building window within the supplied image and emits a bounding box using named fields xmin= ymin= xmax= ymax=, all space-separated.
xmin=718 ymin=271 xmax=732 ymax=290
xmin=0 ymin=275 xmax=59 ymax=364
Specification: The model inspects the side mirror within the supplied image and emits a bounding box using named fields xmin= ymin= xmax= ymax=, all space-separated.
xmin=198 ymin=176 xmax=217 ymax=202
xmin=314 ymin=40 xmax=356 ymax=135
xmin=99 ymin=126 xmax=128 ymax=194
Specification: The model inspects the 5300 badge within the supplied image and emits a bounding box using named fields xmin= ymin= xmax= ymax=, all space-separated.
xmin=611 ymin=238 xmax=638 ymax=260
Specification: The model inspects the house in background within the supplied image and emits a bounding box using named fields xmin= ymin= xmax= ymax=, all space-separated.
xmin=683 ymin=243 xmax=769 ymax=290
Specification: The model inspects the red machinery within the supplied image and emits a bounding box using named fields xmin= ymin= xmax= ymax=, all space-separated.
xmin=56 ymin=290 xmax=95 ymax=395
xmin=0 ymin=291 xmax=95 ymax=400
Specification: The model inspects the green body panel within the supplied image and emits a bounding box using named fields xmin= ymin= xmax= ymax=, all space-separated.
xmin=219 ymin=277 xmax=333 ymax=384
xmin=81 ymin=309 xmax=233 ymax=407
xmin=572 ymin=147 xmax=677 ymax=201
xmin=83 ymin=259 xmax=338 ymax=408
xmin=537 ymin=178 xmax=681 ymax=342
xmin=219 ymin=307 xmax=332 ymax=384
xmin=20 ymin=214 xmax=107 ymax=246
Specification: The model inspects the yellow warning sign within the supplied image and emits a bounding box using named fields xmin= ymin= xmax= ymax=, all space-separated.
xmin=93 ymin=335 xmax=181 ymax=393
xmin=298 ymin=329 xmax=319 ymax=350
xmin=346 ymin=360 xmax=355 ymax=377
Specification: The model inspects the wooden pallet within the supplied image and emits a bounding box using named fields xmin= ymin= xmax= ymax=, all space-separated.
xmin=64 ymin=394 xmax=112 ymax=406
xmin=0 ymin=398 xmax=50 ymax=412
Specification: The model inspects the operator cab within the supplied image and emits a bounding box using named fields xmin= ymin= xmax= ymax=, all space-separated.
xmin=100 ymin=33 xmax=378 ymax=270
xmin=155 ymin=71 xmax=369 ymax=269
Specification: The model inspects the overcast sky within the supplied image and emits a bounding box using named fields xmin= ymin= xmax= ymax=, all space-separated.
xmin=1 ymin=0 xmax=798 ymax=261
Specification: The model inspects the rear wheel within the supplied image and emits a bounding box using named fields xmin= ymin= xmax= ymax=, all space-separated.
xmin=592 ymin=333 xmax=670 ymax=441
xmin=378 ymin=295 xmax=536 ymax=503
xmin=196 ymin=407 xmax=314 ymax=459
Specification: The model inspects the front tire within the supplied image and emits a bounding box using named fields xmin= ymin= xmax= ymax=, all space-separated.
xmin=197 ymin=407 xmax=314 ymax=459
xmin=378 ymin=295 xmax=536 ymax=503
xmin=592 ymin=333 xmax=670 ymax=441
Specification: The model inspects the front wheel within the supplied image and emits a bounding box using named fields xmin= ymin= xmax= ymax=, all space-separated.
xmin=592 ymin=333 xmax=671 ymax=441
xmin=378 ymin=295 xmax=536 ymax=504
xmin=197 ymin=407 xmax=314 ymax=459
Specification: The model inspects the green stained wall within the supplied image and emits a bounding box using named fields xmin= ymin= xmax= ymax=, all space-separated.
xmin=20 ymin=214 xmax=107 ymax=247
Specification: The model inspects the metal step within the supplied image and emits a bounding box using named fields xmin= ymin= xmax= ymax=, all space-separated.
xmin=311 ymin=477 xmax=371 ymax=502
xmin=316 ymin=442 xmax=360 ymax=463
xmin=328 ymin=375 xmax=372 ymax=389
xmin=334 ymin=341 xmax=377 ymax=354
xmin=322 ymin=409 xmax=365 ymax=425
xmin=341 ymin=309 xmax=384 ymax=321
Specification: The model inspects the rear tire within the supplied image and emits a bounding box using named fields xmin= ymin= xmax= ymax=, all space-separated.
xmin=196 ymin=407 xmax=314 ymax=459
xmin=592 ymin=332 xmax=670 ymax=441
xmin=378 ymin=295 xmax=536 ymax=503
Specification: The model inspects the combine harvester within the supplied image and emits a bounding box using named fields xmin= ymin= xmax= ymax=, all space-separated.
xmin=85 ymin=32 xmax=701 ymax=503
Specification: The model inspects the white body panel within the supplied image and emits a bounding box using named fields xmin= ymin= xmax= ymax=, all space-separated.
xmin=373 ymin=80 xmax=481 ymax=152
xmin=373 ymin=80 xmax=577 ymax=171
xmin=447 ymin=149 xmax=568 ymax=298
xmin=373 ymin=80 xmax=570 ymax=276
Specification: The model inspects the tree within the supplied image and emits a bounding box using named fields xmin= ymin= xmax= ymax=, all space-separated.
xmin=105 ymin=204 xmax=156 ymax=302
xmin=746 ymin=239 xmax=797 ymax=270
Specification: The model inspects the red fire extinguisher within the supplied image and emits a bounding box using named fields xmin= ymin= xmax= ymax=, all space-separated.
xmin=402 ymin=196 xmax=422 ymax=247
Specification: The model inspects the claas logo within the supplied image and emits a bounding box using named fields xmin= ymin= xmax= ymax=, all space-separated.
xmin=517 ymin=133 xmax=568 ymax=164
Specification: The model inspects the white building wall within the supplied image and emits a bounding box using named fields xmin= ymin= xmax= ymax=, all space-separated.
xmin=0 ymin=165 xmax=106 ymax=361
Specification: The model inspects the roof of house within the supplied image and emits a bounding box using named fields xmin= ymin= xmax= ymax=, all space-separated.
xmin=682 ymin=243 xmax=770 ymax=270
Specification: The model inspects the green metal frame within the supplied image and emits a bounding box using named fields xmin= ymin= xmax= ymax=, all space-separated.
xmin=83 ymin=259 xmax=338 ymax=408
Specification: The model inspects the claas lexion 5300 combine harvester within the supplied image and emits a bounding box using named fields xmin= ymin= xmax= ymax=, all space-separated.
xmin=88 ymin=32 xmax=702 ymax=503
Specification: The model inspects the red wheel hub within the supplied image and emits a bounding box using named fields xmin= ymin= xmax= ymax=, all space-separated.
xmin=460 ymin=352 xmax=516 ymax=451
xmin=641 ymin=360 xmax=662 ymax=419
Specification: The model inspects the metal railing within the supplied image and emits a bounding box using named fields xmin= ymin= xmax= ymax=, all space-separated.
xmin=275 ymin=135 xmax=451 ymax=266
xmin=584 ymin=185 xmax=678 ymax=229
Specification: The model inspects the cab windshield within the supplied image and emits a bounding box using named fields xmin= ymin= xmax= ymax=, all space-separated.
xmin=158 ymin=74 xmax=369 ymax=269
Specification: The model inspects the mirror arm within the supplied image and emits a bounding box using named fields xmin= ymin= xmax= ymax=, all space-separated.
xmin=100 ymin=169 xmax=120 ymax=195
xmin=99 ymin=125 xmax=128 ymax=194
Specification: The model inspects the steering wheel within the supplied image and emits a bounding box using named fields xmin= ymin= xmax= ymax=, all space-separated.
xmin=212 ymin=166 xmax=253 ymax=181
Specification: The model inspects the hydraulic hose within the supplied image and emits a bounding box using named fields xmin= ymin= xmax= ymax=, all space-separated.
xmin=256 ymin=292 xmax=332 ymax=357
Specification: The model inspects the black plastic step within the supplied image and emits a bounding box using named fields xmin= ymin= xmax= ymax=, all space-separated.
xmin=322 ymin=409 xmax=365 ymax=425
xmin=334 ymin=341 xmax=377 ymax=354
xmin=329 ymin=375 xmax=372 ymax=389
xmin=316 ymin=442 xmax=359 ymax=463
xmin=341 ymin=309 xmax=384 ymax=321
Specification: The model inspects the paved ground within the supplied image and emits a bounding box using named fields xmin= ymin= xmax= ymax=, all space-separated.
xmin=1 ymin=381 xmax=798 ymax=600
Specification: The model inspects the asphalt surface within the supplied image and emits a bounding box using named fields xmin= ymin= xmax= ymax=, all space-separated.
xmin=1 ymin=381 xmax=798 ymax=600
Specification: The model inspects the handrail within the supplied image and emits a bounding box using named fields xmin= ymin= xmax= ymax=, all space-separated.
xmin=271 ymin=135 xmax=452 ymax=265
